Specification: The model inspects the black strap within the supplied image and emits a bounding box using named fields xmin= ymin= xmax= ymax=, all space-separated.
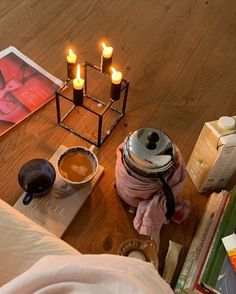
xmin=158 ymin=175 xmax=175 ymax=220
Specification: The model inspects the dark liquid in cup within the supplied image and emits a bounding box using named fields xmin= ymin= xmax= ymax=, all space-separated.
xmin=59 ymin=152 xmax=94 ymax=182
xmin=27 ymin=173 xmax=53 ymax=193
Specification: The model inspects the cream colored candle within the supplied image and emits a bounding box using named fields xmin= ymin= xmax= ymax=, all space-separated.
xmin=73 ymin=65 xmax=84 ymax=106
xmin=111 ymin=67 xmax=122 ymax=84
xmin=101 ymin=42 xmax=113 ymax=74
xmin=73 ymin=65 xmax=84 ymax=90
xmin=67 ymin=48 xmax=77 ymax=80
xmin=110 ymin=67 xmax=122 ymax=101
xmin=102 ymin=42 xmax=113 ymax=58
xmin=67 ymin=48 xmax=77 ymax=64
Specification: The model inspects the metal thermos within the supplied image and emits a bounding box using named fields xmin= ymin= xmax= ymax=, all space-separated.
xmin=122 ymin=128 xmax=178 ymax=219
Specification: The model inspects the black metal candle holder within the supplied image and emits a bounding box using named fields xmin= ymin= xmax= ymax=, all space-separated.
xmin=55 ymin=61 xmax=129 ymax=147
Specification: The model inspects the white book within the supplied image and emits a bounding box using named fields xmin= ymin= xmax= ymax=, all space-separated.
xmin=14 ymin=145 xmax=104 ymax=238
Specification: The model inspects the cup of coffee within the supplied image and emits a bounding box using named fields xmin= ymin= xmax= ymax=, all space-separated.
xmin=57 ymin=146 xmax=98 ymax=188
xmin=18 ymin=159 xmax=56 ymax=205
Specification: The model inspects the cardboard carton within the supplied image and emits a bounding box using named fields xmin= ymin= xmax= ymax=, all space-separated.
xmin=187 ymin=116 xmax=236 ymax=193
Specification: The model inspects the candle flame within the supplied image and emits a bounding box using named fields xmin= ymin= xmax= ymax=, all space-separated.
xmin=69 ymin=48 xmax=74 ymax=56
xmin=111 ymin=67 xmax=116 ymax=74
xmin=76 ymin=65 xmax=81 ymax=80
xmin=102 ymin=42 xmax=107 ymax=49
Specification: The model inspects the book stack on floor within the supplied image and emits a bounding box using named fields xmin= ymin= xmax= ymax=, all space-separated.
xmin=175 ymin=186 xmax=236 ymax=294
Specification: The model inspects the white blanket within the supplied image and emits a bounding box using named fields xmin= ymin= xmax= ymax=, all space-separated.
xmin=0 ymin=254 xmax=174 ymax=294
xmin=0 ymin=199 xmax=79 ymax=286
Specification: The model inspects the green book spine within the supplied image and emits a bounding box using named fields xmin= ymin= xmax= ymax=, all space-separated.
xmin=201 ymin=186 xmax=236 ymax=288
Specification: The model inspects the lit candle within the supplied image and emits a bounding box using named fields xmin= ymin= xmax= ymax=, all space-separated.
xmin=67 ymin=48 xmax=77 ymax=80
xmin=110 ymin=67 xmax=122 ymax=101
xmin=101 ymin=42 xmax=113 ymax=74
xmin=73 ymin=64 xmax=84 ymax=106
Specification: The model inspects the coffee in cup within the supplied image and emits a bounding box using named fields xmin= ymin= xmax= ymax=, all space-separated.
xmin=57 ymin=146 xmax=98 ymax=188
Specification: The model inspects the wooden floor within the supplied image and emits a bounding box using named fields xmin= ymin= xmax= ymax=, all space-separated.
xmin=0 ymin=0 xmax=236 ymax=288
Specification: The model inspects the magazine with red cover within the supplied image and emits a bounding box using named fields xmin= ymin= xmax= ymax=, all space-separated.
xmin=0 ymin=46 xmax=63 ymax=136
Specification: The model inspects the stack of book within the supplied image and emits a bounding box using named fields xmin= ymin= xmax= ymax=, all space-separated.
xmin=14 ymin=145 xmax=104 ymax=238
xmin=174 ymin=186 xmax=236 ymax=294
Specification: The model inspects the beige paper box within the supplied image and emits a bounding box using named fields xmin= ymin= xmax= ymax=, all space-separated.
xmin=187 ymin=116 xmax=236 ymax=193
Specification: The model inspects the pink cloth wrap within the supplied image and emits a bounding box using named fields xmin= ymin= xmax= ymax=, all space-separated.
xmin=115 ymin=144 xmax=191 ymax=236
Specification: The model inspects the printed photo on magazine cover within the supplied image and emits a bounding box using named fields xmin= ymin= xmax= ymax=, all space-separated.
xmin=0 ymin=46 xmax=63 ymax=136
